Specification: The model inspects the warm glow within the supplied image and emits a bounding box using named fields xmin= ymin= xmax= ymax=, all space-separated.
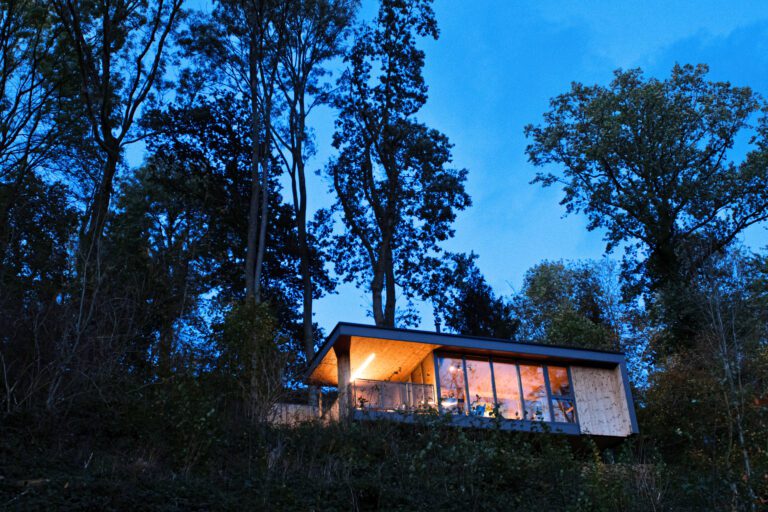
xmin=350 ymin=353 xmax=376 ymax=382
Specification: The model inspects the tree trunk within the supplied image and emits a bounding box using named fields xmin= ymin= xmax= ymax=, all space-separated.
xmin=295 ymin=95 xmax=315 ymax=381
xmin=81 ymin=147 xmax=119 ymax=269
xmin=371 ymin=260 xmax=385 ymax=326
xmin=384 ymin=243 xmax=396 ymax=327
xmin=253 ymin=98 xmax=271 ymax=303
xmin=245 ymin=32 xmax=261 ymax=299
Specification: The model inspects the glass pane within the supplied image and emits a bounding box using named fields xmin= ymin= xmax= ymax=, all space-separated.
xmin=492 ymin=361 xmax=523 ymax=420
xmin=552 ymin=398 xmax=577 ymax=423
xmin=548 ymin=366 xmax=571 ymax=396
xmin=519 ymin=364 xmax=550 ymax=421
xmin=438 ymin=357 xmax=466 ymax=414
xmin=465 ymin=358 xmax=494 ymax=417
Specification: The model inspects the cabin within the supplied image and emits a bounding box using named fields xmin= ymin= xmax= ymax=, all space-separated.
xmin=306 ymin=323 xmax=639 ymax=439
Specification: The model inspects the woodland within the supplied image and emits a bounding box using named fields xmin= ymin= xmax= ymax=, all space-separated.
xmin=1 ymin=0 xmax=768 ymax=510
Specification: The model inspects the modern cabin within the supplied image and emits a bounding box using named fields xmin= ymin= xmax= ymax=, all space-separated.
xmin=306 ymin=323 xmax=639 ymax=438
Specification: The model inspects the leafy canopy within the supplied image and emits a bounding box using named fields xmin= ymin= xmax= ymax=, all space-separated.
xmin=525 ymin=64 xmax=768 ymax=295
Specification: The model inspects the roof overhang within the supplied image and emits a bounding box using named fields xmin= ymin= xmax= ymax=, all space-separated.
xmin=305 ymin=323 xmax=626 ymax=386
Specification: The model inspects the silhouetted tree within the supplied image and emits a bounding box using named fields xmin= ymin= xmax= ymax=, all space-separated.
xmin=526 ymin=64 xmax=768 ymax=351
xmin=328 ymin=0 xmax=470 ymax=327
xmin=432 ymin=253 xmax=518 ymax=339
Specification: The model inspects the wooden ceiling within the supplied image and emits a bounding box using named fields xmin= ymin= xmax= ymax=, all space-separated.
xmin=307 ymin=336 xmax=439 ymax=386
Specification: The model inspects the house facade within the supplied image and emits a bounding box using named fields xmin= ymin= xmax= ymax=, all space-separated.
xmin=306 ymin=323 xmax=639 ymax=438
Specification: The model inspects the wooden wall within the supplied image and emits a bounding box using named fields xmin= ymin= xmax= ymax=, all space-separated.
xmin=571 ymin=366 xmax=633 ymax=437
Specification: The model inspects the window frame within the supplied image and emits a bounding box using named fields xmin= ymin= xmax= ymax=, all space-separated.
xmin=433 ymin=351 xmax=580 ymax=430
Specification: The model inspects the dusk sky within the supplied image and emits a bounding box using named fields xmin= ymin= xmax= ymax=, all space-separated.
xmin=135 ymin=1 xmax=768 ymax=333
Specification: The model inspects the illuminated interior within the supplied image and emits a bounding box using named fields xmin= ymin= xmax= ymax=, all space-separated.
xmin=436 ymin=353 xmax=578 ymax=424
xmin=306 ymin=335 xmax=578 ymax=425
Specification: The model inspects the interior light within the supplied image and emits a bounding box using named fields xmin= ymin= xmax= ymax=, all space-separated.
xmin=350 ymin=353 xmax=376 ymax=382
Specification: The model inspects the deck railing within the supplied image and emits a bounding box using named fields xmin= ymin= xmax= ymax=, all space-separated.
xmin=352 ymin=379 xmax=435 ymax=412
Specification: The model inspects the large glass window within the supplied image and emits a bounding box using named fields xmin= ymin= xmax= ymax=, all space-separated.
xmin=437 ymin=356 xmax=466 ymax=414
xmin=492 ymin=361 xmax=523 ymax=420
xmin=465 ymin=358 xmax=494 ymax=417
xmin=435 ymin=353 xmax=576 ymax=425
xmin=519 ymin=364 xmax=550 ymax=422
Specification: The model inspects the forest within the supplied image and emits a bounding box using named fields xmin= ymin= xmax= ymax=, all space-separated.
xmin=1 ymin=0 xmax=768 ymax=509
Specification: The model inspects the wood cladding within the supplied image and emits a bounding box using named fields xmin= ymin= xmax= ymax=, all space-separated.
xmin=571 ymin=366 xmax=632 ymax=437
xmin=307 ymin=336 xmax=439 ymax=386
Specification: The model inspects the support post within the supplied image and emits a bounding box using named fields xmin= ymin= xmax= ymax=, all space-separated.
xmin=334 ymin=343 xmax=352 ymax=421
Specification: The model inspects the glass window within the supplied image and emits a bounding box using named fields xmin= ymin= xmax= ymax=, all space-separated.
xmin=548 ymin=366 xmax=571 ymax=396
xmin=552 ymin=398 xmax=577 ymax=423
xmin=519 ymin=364 xmax=550 ymax=421
xmin=491 ymin=361 xmax=523 ymax=420
xmin=437 ymin=356 xmax=466 ymax=414
xmin=465 ymin=358 xmax=494 ymax=417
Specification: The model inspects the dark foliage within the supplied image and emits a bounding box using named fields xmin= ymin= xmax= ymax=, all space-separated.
xmin=0 ymin=0 xmax=767 ymax=509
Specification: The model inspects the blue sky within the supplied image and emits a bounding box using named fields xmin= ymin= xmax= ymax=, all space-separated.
xmin=131 ymin=1 xmax=768 ymax=333
xmin=311 ymin=0 xmax=768 ymax=332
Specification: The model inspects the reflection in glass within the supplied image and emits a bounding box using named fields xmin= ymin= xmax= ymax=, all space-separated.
xmin=491 ymin=361 xmax=522 ymax=420
xmin=548 ymin=366 xmax=571 ymax=396
xmin=465 ymin=358 xmax=494 ymax=417
xmin=519 ymin=364 xmax=550 ymax=421
xmin=438 ymin=357 xmax=466 ymax=414
xmin=552 ymin=398 xmax=577 ymax=423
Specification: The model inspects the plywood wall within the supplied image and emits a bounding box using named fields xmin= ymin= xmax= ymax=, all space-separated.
xmin=571 ymin=366 xmax=633 ymax=437
xmin=421 ymin=352 xmax=436 ymax=387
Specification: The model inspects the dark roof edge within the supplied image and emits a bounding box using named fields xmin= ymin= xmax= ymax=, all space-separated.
xmin=305 ymin=322 xmax=627 ymax=381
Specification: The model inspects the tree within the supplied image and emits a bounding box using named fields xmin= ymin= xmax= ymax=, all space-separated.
xmin=141 ymin=92 xmax=331 ymax=380
xmin=525 ymin=64 xmax=768 ymax=349
xmin=51 ymin=0 xmax=185 ymax=268
xmin=270 ymin=0 xmax=356 ymax=384
xmin=514 ymin=260 xmax=623 ymax=351
xmin=183 ymin=0 xmax=286 ymax=303
xmin=0 ymin=173 xmax=77 ymax=412
xmin=0 ymin=0 xmax=61 ymax=254
xmin=431 ymin=253 xmax=518 ymax=339
xmin=105 ymin=160 xmax=211 ymax=378
xmin=642 ymin=248 xmax=768 ymax=509
xmin=328 ymin=0 xmax=470 ymax=327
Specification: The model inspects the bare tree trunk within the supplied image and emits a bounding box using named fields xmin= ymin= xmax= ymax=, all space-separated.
xmin=371 ymin=259 xmax=385 ymax=326
xmin=245 ymin=33 xmax=262 ymax=299
xmin=295 ymin=93 xmax=314 ymax=375
xmin=253 ymin=97 xmax=271 ymax=303
xmin=80 ymin=147 xmax=119 ymax=269
xmin=384 ymin=243 xmax=396 ymax=326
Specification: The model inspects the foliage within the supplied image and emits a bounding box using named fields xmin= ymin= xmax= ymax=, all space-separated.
xmin=1 ymin=0 xmax=768 ymax=509
xmin=432 ymin=253 xmax=519 ymax=339
xmin=514 ymin=260 xmax=626 ymax=351
xmin=327 ymin=0 xmax=470 ymax=327
xmin=525 ymin=64 xmax=768 ymax=351
xmin=1 ymin=412 xmax=676 ymax=511
xmin=216 ymin=299 xmax=287 ymax=423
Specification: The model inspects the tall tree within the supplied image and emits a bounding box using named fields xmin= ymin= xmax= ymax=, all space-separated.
xmin=141 ymin=92 xmax=331 ymax=380
xmin=185 ymin=0 xmax=285 ymax=302
xmin=270 ymin=0 xmax=356 ymax=384
xmin=328 ymin=0 xmax=470 ymax=327
xmin=525 ymin=64 xmax=768 ymax=349
xmin=51 ymin=0 xmax=184 ymax=268
xmin=0 ymin=0 xmax=60 ymax=254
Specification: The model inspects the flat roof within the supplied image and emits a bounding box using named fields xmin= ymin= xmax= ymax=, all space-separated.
xmin=305 ymin=322 xmax=627 ymax=383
